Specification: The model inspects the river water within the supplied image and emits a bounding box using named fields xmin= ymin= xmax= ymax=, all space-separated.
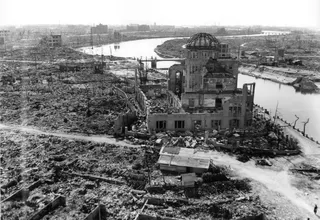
xmin=79 ymin=37 xmax=184 ymax=69
xmin=81 ymin=37 xmax=320 ymax=142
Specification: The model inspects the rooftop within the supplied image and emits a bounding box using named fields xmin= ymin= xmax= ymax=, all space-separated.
xmin=158 ymin=146 xmax=212 ymax=169
xmin=157 ymin=154 xmax=210 ymax=169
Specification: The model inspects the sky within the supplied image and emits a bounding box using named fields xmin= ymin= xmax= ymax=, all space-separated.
xmin=0 ymin=0 xmax=319 ymax=28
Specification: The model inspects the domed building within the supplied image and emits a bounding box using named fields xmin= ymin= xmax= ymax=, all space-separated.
xmin=147 ymin=33 xmax=256 ymax=131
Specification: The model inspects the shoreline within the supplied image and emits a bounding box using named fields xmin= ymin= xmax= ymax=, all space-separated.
xmin=239 ymin=65 xmax=292 ymax=85
xmin=239 ymin=64 xmax=320 ymax=93
xmin=153 ymin=48 xmax=177 ymax=59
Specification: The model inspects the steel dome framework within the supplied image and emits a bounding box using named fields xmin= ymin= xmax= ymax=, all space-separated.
xmin=186 ymin=33 xmax=220 ymax=50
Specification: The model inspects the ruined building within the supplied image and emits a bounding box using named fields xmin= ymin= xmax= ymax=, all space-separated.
xmin=40 ymin=34 xmax=62 ymax=47
xmin=147 ymin=33 xmax=255 ymax=132
xmin=117 ymin=33 xmax=256 ymax=135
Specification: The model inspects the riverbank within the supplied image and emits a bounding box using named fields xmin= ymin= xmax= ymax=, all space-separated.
xmin=72 ymin=35 xmax=188 ymax=50
xmin=240 ymin=63 xmax=320 ymax=93
xmin=154 ymin=48 xmax=177 ymax=58
xmin=155 ymin=38 xmax=187 ymax=58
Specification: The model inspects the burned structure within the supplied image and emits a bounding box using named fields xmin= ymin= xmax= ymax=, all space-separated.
xmin=40 ymin=34 xmax=62 ymax=47
xmin=146 ymin=33 xmax=256 ymax=132
xmin=115 ymin=33 xmax=256 ymax=135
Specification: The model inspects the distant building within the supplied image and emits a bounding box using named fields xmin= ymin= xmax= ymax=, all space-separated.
xmin=126 ymin=24 xmax=150 ymax=32
xmin=0 ymin=30 xmax=10 ymax=45
xmin=91 ymin=24 xmax=108 ymax=34
xmin=152 ymin=25 xmax=175 ymax=31
xmin=126 ymin=24 xmax=139 ymax=31
xmin=40 ymin=34 xmax=62 ymax=47
xmin=0 ymin=30 xmax=9 ymax=38
xmin=138 ymin=25 xmax=150 ymax=32
xmin=50 ymin=35 xmax=62 ymax=47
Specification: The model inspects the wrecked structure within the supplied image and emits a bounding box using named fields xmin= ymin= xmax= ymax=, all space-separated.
xmin=131 ymin=33 xmax=256 ymax=134
xmin=59 ymin=61 xmax=106 ymax=73
xmin=40 ymin=34 xmax=62 ymax=47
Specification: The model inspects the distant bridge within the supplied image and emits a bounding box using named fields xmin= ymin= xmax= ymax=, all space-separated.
xmin=138 ymin=58 xmax=184 ymax=62
xmin=138 ymin=57 xmax=184 ymax=69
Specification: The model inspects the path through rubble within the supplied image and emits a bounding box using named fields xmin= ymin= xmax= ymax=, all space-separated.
xmin=0 ymin=123 xmax=137 ymax=148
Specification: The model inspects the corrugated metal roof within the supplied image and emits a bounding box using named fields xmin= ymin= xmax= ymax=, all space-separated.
xmin=158 ymin=155 xmax=210 ymax=169
xmin=161 ymin=146 xmax=212 ymax=159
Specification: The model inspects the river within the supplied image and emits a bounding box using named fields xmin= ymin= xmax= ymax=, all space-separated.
xmin=80 ymin=37 xmax=320 ymax=142
xmin=79 ymin=37 xmax=183 ymax=69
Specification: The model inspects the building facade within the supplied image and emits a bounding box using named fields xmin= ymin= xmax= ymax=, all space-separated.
xmin=50 ymin=35 xmax=62 ymax=47
xmin=40 ymin=34 xmax=62 ymax=47
xmin=91 ymin=24 xmax=108 ymax=35
xmin=0 ymin=30 xmax=10 ymax=47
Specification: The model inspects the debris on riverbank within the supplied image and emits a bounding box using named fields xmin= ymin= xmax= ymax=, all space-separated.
xmin=239 ymin=64 xmax=320 ymax=93
xmin=289 ymin=77 xmax=319 ymax=93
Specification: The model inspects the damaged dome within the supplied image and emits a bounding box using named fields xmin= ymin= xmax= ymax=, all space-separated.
xmin=186 ymin=33 xmax=220 ymax=50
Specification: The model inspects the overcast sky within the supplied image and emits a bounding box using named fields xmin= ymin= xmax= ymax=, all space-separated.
xmin=1 ymin=0 xmax=319 ymax=28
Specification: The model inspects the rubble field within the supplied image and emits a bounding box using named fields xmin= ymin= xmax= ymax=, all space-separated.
xmin=0 ymin=61 xmax=132 ymax=135
xmin=0 ymin=46 xmax=94 ymax=62
xmin=0 ymin=128 xmax=278 ymax=219
xmin=1 ymin=43 xmax=318 ymax=220
xmin=0 ymin=129 xmax=147 ymax=219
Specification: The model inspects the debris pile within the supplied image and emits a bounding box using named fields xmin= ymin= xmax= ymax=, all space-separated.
xmin=289 ymin=77 xmax=319 ymax=93
xmin=148 ymin=98 xmax=180 ymax=114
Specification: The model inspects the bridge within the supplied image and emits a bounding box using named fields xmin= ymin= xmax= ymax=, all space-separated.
xmin=138 ymin=57 xmax=184 ymax=69
xmin=139 ymin=58 xmax=184 ymax=62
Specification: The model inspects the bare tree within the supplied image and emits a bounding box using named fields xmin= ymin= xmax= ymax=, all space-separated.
xmin=302 ymin=118 xmax=309 ymax=136
xmin=293 ymin=115 xmax=299 ymax=129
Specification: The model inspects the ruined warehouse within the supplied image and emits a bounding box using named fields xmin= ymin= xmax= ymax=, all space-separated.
xmin=133 ymin=33 xmax=256 ymax=133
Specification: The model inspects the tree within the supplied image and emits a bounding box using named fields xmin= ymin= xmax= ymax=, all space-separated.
xmin=216 ymin=27 xmax=228 ymax=36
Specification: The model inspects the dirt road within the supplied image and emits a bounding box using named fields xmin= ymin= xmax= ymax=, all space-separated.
xmin=0 ymin=123 xmax=137 ymax=148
